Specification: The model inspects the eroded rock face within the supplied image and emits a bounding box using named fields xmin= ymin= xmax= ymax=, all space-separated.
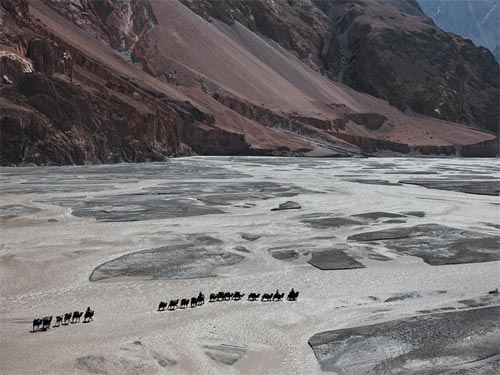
xmin=0 ymin=0 xmax=187 ymax=165
xmin=315 ymin=0 xmax=499 ymax=133
xmin=1 ymin=70 xmax=183 ymax=165
xmin=0 ymin=51 xmax=34 ymax=83
xmin=45 ymin=0 xmax=157 ymax=56
xmin=0 ymin=0 xmax=258 ymax=165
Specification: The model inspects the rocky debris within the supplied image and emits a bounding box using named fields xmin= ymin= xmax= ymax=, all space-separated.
xmin=271 ymin=201 xmax=301 ymax=211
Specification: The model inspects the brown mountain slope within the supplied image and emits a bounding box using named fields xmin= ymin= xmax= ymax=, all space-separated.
xmin=181 ymin=0 xmax=499 ymax=133
xmin=0 ymin=0 xmax=497 ymax=165
xmin=102 ymin=0 xmax=498 ymax=148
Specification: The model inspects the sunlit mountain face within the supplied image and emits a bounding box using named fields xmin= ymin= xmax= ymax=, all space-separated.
xmin=418 ymin=0 xmax=499 ymax=60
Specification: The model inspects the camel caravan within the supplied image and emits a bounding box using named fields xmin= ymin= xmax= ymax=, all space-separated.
xmin=158 ymin=289 xmax=299 ymax=311
xmin=32 ymin=307 xmax=94 ymax=332
xmin=159 ymin=292 xmax=205 ymax=311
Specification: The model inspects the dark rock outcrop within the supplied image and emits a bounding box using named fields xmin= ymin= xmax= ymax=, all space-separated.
xmin=418 ymin=0 xmax=499 ymax=55
xmin=317 ymin=0 xmax=499 ymax=133
xmin=0 ymin=0 xmax=256 ymax=165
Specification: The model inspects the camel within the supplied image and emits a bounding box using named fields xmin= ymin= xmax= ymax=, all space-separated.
xmin=33 ymin=318 xmax=42 ymax=331
xmin=248 ymin=293 xmax=260 ymax=301
xmin=209 ymin=293 xmax=217 ymax=302
xmin=42 ymin=316 xmax=52 ymax=329
xmin=84 ymin=309 xmax=94 ymax=323
xmin=233 ymin=292 xmax=245 ymax=300
xmin=71 ymin=311 xmax=83 ymax=323
xmin=168 ymin=299 xmax=179 ymax=310
xmin=54 ymin=316 xmax=63 ymax=327
xmin=261 ymin=293 xmax=273 ymax=302
xmin=191 ymin=297 xmax=198 ymax=308
xmin=63 ymin=313 xmax=72 ymax=325
xmin=223 ymin=292 xmax=233 ymax=301
xmin=287 ymin=289 xmax=299 ymax=301
xmin=273 ymin=292 xmax=285 ymax=301
xmin=158 ymin=301 xmax=168 ymax=311
xmin=197 ymin=292 xmax=205 ymax=305
xmin=180 ymin=299 xmax=189 ymax=309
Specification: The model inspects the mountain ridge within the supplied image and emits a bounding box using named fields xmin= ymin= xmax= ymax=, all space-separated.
xmin=0 ymin=0 xmax=497 ymax=166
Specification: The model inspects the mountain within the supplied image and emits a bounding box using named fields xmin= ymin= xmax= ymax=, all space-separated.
xmin=0 ymin=0 xmax=498 ymax=165
xmin=417 ymin=0 xmax=499 ymax=60
xmin=180 ymin=0 xmax=499 ymax=133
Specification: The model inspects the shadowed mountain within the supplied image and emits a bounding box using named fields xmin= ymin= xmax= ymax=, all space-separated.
xmin=418 ymin=0 xmax=499 ymax=60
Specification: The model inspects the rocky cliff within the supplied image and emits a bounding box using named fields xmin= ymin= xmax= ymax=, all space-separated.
xmin=1 ymin=0 xmax=185 ymax=165
xmin=0 ymin=0 xmax=282 ymax=165
xmin=315 ymin=0 xmax=499 ymax=133
xmin=0 ymin=0 xmax=498 ymax=166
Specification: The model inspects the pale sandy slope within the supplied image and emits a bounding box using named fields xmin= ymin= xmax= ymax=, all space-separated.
xmin=0 ymin=157 xmax=499 ymax=374
xmin=149 ymin=0 xmax=496 ymax=146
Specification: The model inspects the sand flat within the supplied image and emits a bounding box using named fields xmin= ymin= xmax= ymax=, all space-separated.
xmin=1 ymin=157 xmax=499 ymax=374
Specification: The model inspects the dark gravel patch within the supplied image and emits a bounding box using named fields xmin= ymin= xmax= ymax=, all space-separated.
xmin=399 ymin=179 xmax=500 ymax=196
xmin=309 ymin=306 xmax=500 ymax=374
xmin=347 ymin=224 xmax=500 ymax=265
xmin=90 ymin=236 xmax=244 ymax=281
xmin=307 ymin=249 xmax=365 ymax=270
